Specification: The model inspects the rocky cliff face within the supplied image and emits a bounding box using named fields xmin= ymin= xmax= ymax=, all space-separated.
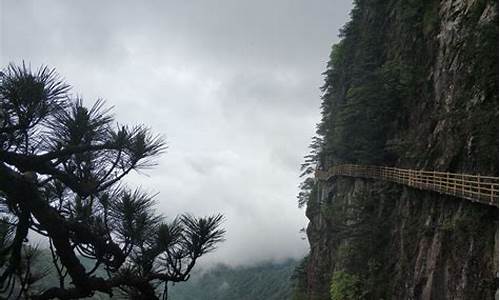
xmin=295 ymin=0 xmax=498 ymax=299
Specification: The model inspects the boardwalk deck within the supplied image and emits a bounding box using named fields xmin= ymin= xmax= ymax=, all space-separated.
xmin=316 ymin=164 xmax=499 ymax=207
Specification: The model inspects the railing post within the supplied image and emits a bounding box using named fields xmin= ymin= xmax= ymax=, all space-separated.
xmin=491 ymin=183 xmax=495 ymax=205
xmin=477 ymin=175 xmax=480 ymax=201
xmin=446 ymin=172 xmax=450 ymax=193
xmin=419 ymin=170 xmax=423 ymax=188
xmin=432 ymin=171 xmax=435 ymax=191
xmin=462 ymin=174 xmax=465 ymax=197
xmin=453 ymin=174 xmax=456 ymax=196
xmin=438 ymin=172 xmax=441 ymax=191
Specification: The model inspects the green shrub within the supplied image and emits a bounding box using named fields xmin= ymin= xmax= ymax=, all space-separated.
xmin=330 ymin=271 xmax=361 ymax=300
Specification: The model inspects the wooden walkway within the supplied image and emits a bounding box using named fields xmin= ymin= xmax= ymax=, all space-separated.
xmin=316 ymin=164 xmax=499 ymax=207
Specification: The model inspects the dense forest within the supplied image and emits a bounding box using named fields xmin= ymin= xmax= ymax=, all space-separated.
xmin=26 ymin=254 xmax=298 ymax=300
xmin=169 ymin=260 xmax=298 ymax=300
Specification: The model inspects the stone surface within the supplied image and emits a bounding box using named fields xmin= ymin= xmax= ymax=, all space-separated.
xmin=300 ymin=0 xmax=498 ymax=299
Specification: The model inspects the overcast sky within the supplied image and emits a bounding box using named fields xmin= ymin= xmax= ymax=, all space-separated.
xmin=1 ymin=0 xmax=352 ymax=266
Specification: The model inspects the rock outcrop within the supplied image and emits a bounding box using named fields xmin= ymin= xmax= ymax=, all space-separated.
xmin=295 ymin=1 xmax=498 ymax=299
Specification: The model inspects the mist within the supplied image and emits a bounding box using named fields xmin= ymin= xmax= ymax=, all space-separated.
xmin=1 ymin=0 xmax=353 ymax=266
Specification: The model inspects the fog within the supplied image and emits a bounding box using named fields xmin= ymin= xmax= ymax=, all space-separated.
xmin=1 ymin=0 xmax=352 ymax=266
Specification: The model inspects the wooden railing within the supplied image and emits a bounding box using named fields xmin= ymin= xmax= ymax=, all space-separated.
xmin=315 ymin=164 xmax=499 ymax=207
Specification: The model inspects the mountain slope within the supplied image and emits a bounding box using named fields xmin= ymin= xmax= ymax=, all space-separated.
xmin=169 ymin=259 xmax=298 ymax=300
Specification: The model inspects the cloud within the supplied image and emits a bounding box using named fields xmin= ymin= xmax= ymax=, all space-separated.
xmin=1 ymin=0 xmax=352 ymax=266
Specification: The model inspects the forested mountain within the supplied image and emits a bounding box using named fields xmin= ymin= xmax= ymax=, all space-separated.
xmin=25 ymin=253 xmax=298 ymax=299
xmin=295 ymin=0 xmax=498 ymax=299
xmin=169 ymin=259 xmax=298 ymax=300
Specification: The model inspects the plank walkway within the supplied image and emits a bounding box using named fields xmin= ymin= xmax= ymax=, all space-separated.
xmin=315 ymin=164 xmax=499 ymax=207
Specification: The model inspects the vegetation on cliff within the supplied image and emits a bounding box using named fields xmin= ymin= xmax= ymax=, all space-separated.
xmin=295 ymin=0 xmax=498 ymax=299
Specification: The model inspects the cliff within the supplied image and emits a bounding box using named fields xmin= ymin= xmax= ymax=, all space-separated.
xmin=294 ymin=0 xmax=499 ymax=299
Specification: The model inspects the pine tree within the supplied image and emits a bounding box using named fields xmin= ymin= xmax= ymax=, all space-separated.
xmin=0 ymin=63 xmax=225 ymax=299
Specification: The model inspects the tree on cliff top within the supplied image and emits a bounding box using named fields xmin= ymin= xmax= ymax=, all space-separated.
xmin=0 ymin=63 xmax=225 ymax=299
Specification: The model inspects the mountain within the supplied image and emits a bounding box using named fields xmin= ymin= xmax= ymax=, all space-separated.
xmin=169 ymin=259 xmax=298 ymax=300
xmin=294 ymin=0 xmax=498 ymax=299
xmin=30 ymin=253 xmax=299 ymax=299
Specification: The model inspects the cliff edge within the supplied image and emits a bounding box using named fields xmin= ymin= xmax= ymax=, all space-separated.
xmin=294 ymin=0 xmax=499 ymax=299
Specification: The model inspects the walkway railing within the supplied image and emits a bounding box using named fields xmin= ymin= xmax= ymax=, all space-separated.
xmin=315 ymin=164 xmax=499 ymax=207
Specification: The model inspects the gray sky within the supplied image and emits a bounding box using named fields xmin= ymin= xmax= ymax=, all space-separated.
xmin=0 ymin=0 xmax=352 ymax=266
